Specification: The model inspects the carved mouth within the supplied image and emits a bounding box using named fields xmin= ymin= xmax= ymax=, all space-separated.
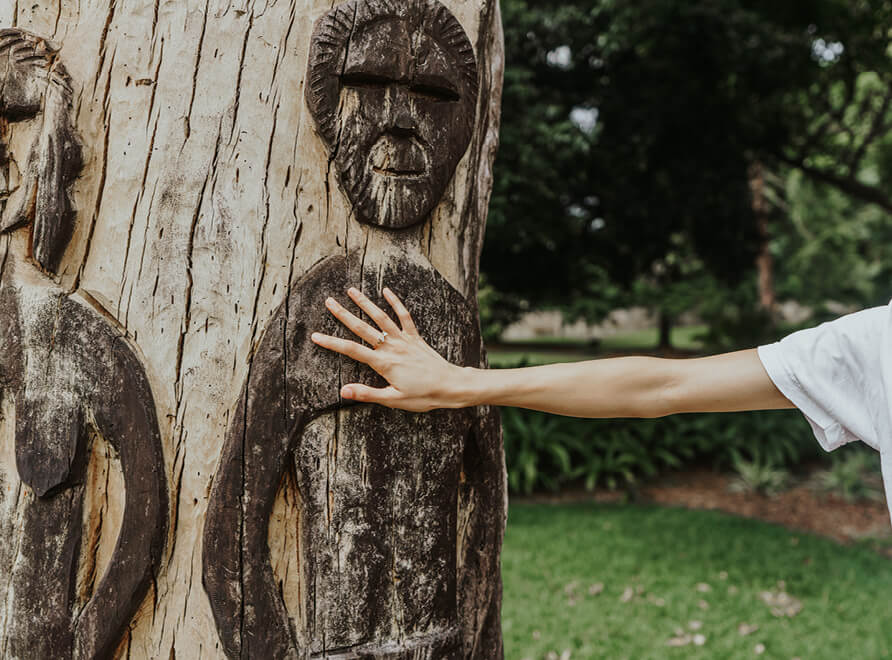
xmin=371 ymin=165 xmax=426 ymax=178
xmin=368 ymin=134 xmax=429 ymax=180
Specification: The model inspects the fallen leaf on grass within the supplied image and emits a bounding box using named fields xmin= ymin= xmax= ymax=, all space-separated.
xmin=688 ymin=621 xmax=703 ymax=631
xmin=759 ymin=590 xmax=803 ymax=618
xmin=545 ymin=651 xmax=571 ymax=660
xmin=588 ymin=582 xmax=604 ymax=596
xmin=620 ymin=587 xmax=635 ymax=603
xmin=697 ymin=599 xmax=710 ymax=610
xmin=696 ymin=583 xmax=712 ymax=593
xmin=666 ymin=634 xmax=692 ymax=647
xmin=738 ymin=623 xmax=759 ymax=636
xmin=563 ymin=581 xmax=579 ymax=596
xmin=692 ymin=634 xmax=706 ymax=646
xmin=754 ymin=643 xmax=766 ymax=655
xmin=647 ymin=594 xmax=666 ymax=607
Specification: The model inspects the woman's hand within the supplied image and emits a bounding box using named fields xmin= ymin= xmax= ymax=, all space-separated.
xmin=311 ymin=287 xmax=471 ymax=412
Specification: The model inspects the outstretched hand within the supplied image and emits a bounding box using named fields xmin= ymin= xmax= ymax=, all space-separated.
xmin=311 ymin=287 xmax=470 ymax=412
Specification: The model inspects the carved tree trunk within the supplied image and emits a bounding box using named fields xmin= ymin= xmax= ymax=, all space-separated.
xmin=0 ymin=1 xmax=505 ymax=659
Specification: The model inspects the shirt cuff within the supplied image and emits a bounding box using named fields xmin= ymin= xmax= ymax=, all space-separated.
xmin=757 ymin=343 xmax=854 ymax=452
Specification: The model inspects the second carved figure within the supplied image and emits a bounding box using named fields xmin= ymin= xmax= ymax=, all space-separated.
xmin=202 ymin=2 xmax=505 ymax=659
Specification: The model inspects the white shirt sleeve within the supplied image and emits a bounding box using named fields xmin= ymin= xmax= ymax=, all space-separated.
xmin=757 ymin=304 xmax=891 ymax=455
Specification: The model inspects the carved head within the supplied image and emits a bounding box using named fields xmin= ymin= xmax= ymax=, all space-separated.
xmin=0 ymin=28 xmax=82 ymax=274
xmin=306 ymin=0 xmax=479 ymax=229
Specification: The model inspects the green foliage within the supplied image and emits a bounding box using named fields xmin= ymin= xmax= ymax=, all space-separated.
xmin=773 ymin=169 xmax=892 ymax=313
xmin=485 ymin=0 xmax=892 ymax=336
xmin=728 ymin=449 xmax=791 ymax=495
xmin=693 ymin=280 xmax=781 ymax=352
xmin=813 ymin=446 xmax=884 ymax=502
xmin=501 ymin=407 xmax=581 ymax=494
xmin=501 ymin=406 xmax=816 ymax=495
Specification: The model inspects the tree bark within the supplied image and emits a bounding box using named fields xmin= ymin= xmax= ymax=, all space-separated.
xmin=0 ymin=1 xmax=505 ymax=658
xmin=749 ymin=161 xmax=776 ymax=315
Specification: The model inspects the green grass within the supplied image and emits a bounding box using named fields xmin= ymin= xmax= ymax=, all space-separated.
xmin=488 ymin=325 xmax=707 ymax=367
xmin=502 ymin=502 xmax=892 ymax=659
xmin=599 ymin=325 xmax=706 ymax=352
xmin=488 ymin=351 xmax=594 ymax=367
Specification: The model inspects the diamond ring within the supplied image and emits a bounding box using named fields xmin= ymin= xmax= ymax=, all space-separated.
xmin=375 ymin=332 xmax=388 ymax=347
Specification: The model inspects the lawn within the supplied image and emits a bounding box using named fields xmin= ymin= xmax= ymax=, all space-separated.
xmin=488 ymin=325 xmax=706 ymax=367
xmin=501 ymin=502 xmax=892 ymax=659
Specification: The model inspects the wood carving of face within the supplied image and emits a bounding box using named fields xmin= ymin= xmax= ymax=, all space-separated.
xmin=0 ymin=118 xmax=36 ymax=232
xmin=0 ymin=28 xmax=82 ymax=274
xmin=307 ymin=0 xmax=479 ymax=229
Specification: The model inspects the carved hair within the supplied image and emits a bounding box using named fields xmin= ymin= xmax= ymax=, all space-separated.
xmin=0 ymin=28 xmax=82 ymax=274
xmin=306 ymin=0 xmax=479 ymax=146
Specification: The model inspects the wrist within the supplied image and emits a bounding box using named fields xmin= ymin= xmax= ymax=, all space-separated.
xmin=445 ymin=365 xmax=485 ymax=408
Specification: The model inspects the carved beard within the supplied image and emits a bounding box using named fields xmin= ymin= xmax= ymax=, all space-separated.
xmin=335 ymin=111 xmax=454 ymax=230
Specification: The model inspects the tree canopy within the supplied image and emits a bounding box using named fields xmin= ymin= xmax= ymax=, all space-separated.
xmin=484 ymin=0 xmax=892 ymax=331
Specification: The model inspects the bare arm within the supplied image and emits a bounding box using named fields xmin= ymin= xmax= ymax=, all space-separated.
xmin=455 ymin=350 xmax=793 ymax=417
xmin=311 ymin=288 xmax=794 ymax=417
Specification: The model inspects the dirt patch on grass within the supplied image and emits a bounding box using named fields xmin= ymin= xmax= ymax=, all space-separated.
xmin=520 ymin=468 xmax=892 ymax=548
xmin=640 ymin=469 xmax=890 ymax=545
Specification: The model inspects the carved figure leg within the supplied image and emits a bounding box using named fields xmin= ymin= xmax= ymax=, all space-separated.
xmin=5 ymin=487 xmax=84 ymax=660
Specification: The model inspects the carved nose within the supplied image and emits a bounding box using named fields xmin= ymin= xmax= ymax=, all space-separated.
xmin=392 ymin=110 xmax=417 ymax=137
xmin=386 ymin=85 xmax=418 ymax=136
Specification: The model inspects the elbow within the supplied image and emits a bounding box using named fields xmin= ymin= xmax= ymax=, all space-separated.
xmin=634 ymin=362 xmax=685 ymax=418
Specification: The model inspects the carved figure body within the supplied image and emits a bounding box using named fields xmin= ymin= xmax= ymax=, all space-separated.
xmin=204 ymin=255 xmax=504 ymax=658
xmin=203 ymin=1 xmax=504 ymax=658
xmin=0 ymin=29 xmax=168 ymax=660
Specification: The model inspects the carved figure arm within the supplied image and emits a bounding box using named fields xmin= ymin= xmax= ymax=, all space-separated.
xmin=202 ymin=313 xmax=303 ymax=660
xmin=74 ymin=339 xmax=168 ymax=660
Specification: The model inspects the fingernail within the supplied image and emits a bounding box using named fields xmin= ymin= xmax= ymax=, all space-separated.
xmin=348 ymin=287 xmax=360 ymax=295
xmin=383 ymin=287 xmax=392 ymax=296
xmin=311 ymin=333 xmax=320 ymax=342
xmin=342 ymin=386 xmax=353 ymax=399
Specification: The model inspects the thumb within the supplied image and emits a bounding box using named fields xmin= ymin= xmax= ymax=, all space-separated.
xmin=341 ymin=384 xmax=401 ymax=405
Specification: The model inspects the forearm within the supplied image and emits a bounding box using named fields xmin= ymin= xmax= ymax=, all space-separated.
xmin=454 ymin=350 xmax=794 ymax=418
xmin=456 ymin=357 xmax=677 ymax=418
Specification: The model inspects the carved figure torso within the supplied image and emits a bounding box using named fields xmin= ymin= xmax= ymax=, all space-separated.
xmin=0 ymin=261 xmax=168 ymax=660
xmin=203 ymin=252 xmax=504 ymax=659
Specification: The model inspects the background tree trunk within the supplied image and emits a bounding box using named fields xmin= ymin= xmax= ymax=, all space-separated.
xmin=0 ymin=1 xmax=505 ymax=657
xmin=749 ymin=161 xmax=776 ymax=316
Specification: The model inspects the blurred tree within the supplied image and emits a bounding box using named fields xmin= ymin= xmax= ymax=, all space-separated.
xmin=484 ymin=0 xmax=892 ymax=345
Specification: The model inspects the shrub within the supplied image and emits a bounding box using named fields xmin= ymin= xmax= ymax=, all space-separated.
xmin=500 ymin=407 xmax=818 ymax=494
xmin=727 ymin=448 xmax=791 ymax=495
xmin=812 ymin=446 xmax=883 ymax=502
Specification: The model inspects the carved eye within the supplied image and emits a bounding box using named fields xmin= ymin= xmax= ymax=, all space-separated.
xmin=409 ymin=83 xmax=460 ymax=103
xmin=341 ymin=72 xmax=394 ymax=89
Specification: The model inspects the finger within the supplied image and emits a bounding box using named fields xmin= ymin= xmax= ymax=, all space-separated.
xmin=325 ymin=297 xmax=386 ymax=345
xmin=311 ymin=333 xmax=379 ymax=366
xmin=382 ymin=287 xmax=419 ymax=336
xmin=347 ymin=287 xmax=401 ymax=335
xmin=341 ymin=384 xmax=401 ymax=406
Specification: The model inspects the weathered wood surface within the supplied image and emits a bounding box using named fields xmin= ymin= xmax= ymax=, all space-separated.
xmin=0 ymin=0 xmax=504 ymax=657
xmin=203 ymin=253 xmax=505 ymax=658
xmin=0 ymin=29 xmax=166 ymax=660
